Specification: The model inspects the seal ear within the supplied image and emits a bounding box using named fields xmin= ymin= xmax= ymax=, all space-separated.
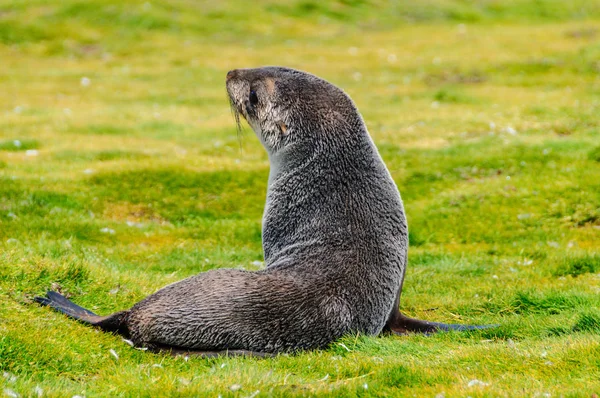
xmin=277 ymin=121 xmax=289 ymax=136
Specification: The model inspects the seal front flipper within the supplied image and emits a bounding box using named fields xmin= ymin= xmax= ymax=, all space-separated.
xmin=35 ymin=291 xmax=129 ymax=336
xmin=385 ymin=310 xmax=498 ymax=335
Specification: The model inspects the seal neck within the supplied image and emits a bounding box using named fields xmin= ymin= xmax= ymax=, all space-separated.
xmin=267 ymin=123 xmax=373 ymax=181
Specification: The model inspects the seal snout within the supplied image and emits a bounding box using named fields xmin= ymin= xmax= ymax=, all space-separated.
xmin=226 ymin=69 xmax=238 ymax=81
xmin=225 ymin=69 xmax=244 ymax=101
xmin=226 ymin=69 xmax=250 ymax=122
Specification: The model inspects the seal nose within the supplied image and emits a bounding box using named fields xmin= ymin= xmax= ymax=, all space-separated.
xmin=226 ymin=69 xmax=237 ymax=81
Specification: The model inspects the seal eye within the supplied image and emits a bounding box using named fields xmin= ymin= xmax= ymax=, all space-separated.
xmin=249 ymin=90 xmax=258 ymax=106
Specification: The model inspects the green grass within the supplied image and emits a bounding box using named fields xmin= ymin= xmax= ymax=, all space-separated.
xmin=1 ymin=0 xmax=600 ymax=396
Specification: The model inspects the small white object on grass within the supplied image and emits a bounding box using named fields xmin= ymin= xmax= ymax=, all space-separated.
xmin=229 ymin=384 xmax=242 ymax=392
xmin=122 ymin=339 xmax=134 ymax=347
xmin=126 ymin=221 xmax=144 ymax=228
xmin=3 ymin=388 xmax=19 ymax=398
xmin=109 ymin=349 xmax=119 ymax=360
xmin=25 ymin=150 xmax=39 ymax=157
xmin=34 ymin=386 xmax=43 ymax=397
xmin=337 ymin=342 xmax=351 ymax=352
xmin=83 ymin=169 xmax=94 ymax=174
xmin=81 ymin=77 xmax=91 ymax=87
xmin=467 ymin=379 xmax=490 ymax=387
xmin=13 ymin=140 xmax=21 ymax=148
xmin=100 ymin=228 xmax=115 ymax=234
xmin=3 ymin=372 xmax=16 ymax=383
xmin=178 ymin=378 xmax=191 ymax=386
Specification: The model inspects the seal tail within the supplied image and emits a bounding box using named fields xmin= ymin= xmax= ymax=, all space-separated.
xmin=34 ymin=291 xmax=129 ymax=337
xmin=386 ymin=312 xmax=497 ymax=335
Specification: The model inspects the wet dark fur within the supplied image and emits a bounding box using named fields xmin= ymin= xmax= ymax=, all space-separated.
xmin=36 ymin=67 xmax=493 ymax=356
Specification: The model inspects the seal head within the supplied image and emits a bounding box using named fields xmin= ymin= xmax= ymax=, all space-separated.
xmin=226 ymin=67 xmax=364 ymax=154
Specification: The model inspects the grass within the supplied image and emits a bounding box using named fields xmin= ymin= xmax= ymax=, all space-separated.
xmin=1 ymin=0 xmax=599 ymax=396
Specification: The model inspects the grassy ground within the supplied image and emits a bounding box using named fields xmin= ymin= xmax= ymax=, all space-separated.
xmin=1 ymin=0 xmax=600 ymax=396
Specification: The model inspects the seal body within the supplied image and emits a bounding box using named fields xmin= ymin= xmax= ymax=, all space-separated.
xmin=122 ymin=67 xmax=407 ymax=352
xmin=36 ymin=67 xmax=488 ymax=355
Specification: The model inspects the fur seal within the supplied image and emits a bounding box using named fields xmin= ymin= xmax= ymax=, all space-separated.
xmin=35 ymin=67 xmax=491 ymax=356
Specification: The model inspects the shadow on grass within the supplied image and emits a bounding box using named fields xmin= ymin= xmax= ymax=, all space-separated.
xmin=89 ymin=166 xmax=268 ymax=223
xmin=547 ymin=310 xmax=600 ymax=336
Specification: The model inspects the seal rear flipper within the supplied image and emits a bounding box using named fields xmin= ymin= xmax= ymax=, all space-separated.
xmin=385 ymin=311 xmax=498 ymax=335
xmin=34 ymin=291 xmax=129 ymax=337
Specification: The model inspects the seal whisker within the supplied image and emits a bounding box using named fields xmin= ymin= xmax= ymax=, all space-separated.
xmin=227 ymin=92 xmax=244 ymax=154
